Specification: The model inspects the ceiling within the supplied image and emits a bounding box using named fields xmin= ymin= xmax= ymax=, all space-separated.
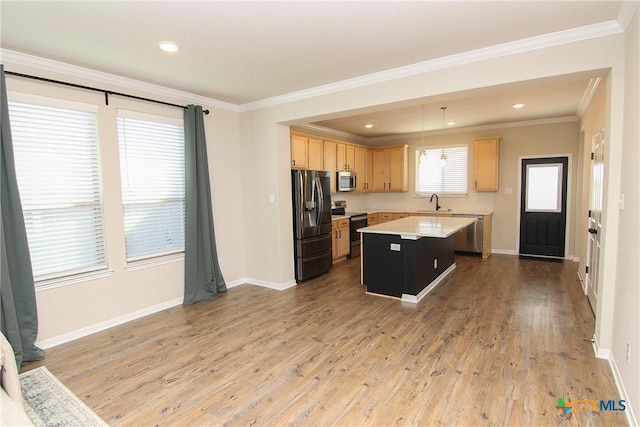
xmin=0 ymin=1 xmax=630 ymax=137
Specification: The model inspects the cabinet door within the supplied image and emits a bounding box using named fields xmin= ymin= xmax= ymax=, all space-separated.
xmin=337 ymin=225 xmax=351 ymax=257
xmin=291 ymin=135 xmax=308 ymax=169
xmin=323 ymin=141 xmax=337 ymax=193
xmin=364 ymin=149 xmax=373 ymax=192
xmin=307 ymin=138 xmax=324 ymax=170
xmin=392 ymin=213 xmax=409 ymax=220
xmin=354 ymin=147 xmax=367 ymax=192
xmin=336 ymin=143 xmax=355 ymax=170
xmin=336 ymin=143 xmax=347 ymax=170
xmin=372 ymin=149 xmax=387 ymax=191
xmin=386 ymin=146 xmax=407 ymax=191
xmin=378 ymin=213 xmax=394 ymax=223
xmin=345 ymin=145 xmax=355 ymax=170
xmin=332 ymin=223 xmax=339 ymax=261
xmin=474 ymin=138 xmax=499 ymax=191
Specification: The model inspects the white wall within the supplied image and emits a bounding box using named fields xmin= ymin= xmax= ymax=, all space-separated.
xmin=3 ymin=59 xmax=245 ymax=346
xmin=611 ymin=5 xmax=640 ymax=423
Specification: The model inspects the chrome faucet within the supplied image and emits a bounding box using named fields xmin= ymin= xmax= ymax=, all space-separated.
xmin=430 ymin=193 xmax=441 ymax=211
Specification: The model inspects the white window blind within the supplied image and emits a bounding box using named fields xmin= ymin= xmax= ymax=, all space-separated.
xmin=415 ymin=145 xmax=468 ymax=196
xmin=8 ymin=100 xmax=106 ymax=281
xmin=117 ymin=111 xmax=185 ymax=261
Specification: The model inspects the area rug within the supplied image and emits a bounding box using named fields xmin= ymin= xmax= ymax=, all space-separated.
xmin=19 ymin=366 xmax=108 ymax=427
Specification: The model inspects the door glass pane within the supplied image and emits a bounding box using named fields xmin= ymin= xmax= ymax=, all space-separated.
xmin=526 ymin=163 xmax=562 ymax=212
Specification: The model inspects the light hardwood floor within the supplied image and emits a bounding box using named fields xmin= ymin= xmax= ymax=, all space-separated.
xmin=23 ymin=255 xmax=628 ymax=426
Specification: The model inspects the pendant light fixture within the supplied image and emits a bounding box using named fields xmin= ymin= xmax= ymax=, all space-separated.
xmin=418 ymin=104 xmax=426 ymax=164
xmin=440 ymin=107 xmax=448 ymax=168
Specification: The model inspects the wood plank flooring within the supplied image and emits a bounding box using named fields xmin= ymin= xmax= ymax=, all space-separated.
xmin=22 ymin=255 xmax=628 ymax=426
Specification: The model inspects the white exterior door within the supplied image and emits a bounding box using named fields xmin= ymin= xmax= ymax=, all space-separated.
xmin=586 ymin=128 xmax=605 ymax=313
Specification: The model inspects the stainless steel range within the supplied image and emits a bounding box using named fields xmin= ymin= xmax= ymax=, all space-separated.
xmin=331 ymin=201 xmax=368 ymax=258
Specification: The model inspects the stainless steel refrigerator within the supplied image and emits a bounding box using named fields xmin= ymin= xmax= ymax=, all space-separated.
xmin=292 ymin=170 xmax=332 ymax=282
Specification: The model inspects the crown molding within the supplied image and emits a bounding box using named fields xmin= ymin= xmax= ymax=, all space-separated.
xmin=293 ymin=124 xmax=368 ymax=144
xmin=577 ymin=77 xmax=602 ymax=117
xmin=617 ymin=1 xmax=639 ymax=31
xmin=0 ymin=49 xmax=239 ymax=112
xmin=239 ymin=20 xmax=623 ymax=112
xmin=366 ymin=116 xmax=581 ymax=145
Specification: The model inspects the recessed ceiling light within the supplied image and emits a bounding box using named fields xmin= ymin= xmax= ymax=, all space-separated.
xmin=364 ymin=123 xmax=373 ymax=129
xmin=513 ymin=103 xmax=525 ymax=109
xmin=159 ymin=41 xmax=179 ymax=53
xmin=446 ymin=121 xmax=456 ymax=126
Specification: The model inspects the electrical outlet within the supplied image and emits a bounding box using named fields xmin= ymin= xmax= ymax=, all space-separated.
xmin=626 ymin=341 xmax=631 ymax=363
xmin=434 ymin=259 xmax=438 ymax=269
xmin=219 ymin=257 xmax=224 ymax=267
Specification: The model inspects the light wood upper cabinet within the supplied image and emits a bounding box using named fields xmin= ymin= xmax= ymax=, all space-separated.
xmin=372 ymin=145 xmax=409 ymax=191
xmin=336 ymin=143 xmax=355 ymax=171
xmin=365 ymin=149 xmax=373 ymax=192
xmin=354 ymin=147 xmax=373 ymax=192
xmin=307 ymin=138 xmax=324 ymax=170
xmin=474 ymin=137 xmax=500 ymax=191
xmin=290 ymin=134 xmax=308 ymax=169
xmin=323 ymin=140 xmax=337 ymax=193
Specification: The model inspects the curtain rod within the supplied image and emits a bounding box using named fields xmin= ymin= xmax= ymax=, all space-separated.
xmin=5 ymin=70 xmax=210 ymax=115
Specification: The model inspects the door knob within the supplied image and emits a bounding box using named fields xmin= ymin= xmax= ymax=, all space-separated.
xmin=588 ymin=228 xmax=598 ymax=234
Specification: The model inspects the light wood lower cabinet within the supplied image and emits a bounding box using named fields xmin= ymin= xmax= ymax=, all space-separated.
xmin=367 ymin=213 xmax=379 ymax=226
xmin=332 ymin=218 xmax=350 ymax=261
xmin=377 ymin=213 xmax=394 ymax=223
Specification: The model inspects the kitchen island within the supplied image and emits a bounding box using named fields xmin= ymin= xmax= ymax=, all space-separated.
xmin=358 ymin=216 xmax=476 ymax=303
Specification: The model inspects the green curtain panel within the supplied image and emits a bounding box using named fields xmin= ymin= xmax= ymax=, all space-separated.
xmin=0 ymin=65 xmax=45 ymax=367
xmin=183 ymin=105 xmax=227 ymax=304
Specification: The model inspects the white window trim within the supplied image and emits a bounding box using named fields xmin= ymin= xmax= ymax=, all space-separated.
xmin=117 ymin=109 xmax=185 ymax=263
xmin=8 ymin=93 xmax=108 ymax=285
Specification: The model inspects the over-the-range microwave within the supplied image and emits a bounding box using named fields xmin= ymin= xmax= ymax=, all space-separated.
xmin=336 ymin=170 xmax=356 ymax=192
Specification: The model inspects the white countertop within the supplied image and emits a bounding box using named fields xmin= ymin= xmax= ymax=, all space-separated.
xmin=365 ymin=209 xmax=492 ymax=216
xmin=358 ymin=216 xmax=476 ymax=239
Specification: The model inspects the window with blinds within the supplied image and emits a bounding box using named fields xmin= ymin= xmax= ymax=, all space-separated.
xmin=117 ymin=111 xmax=185 ymax=261
xmin=415 ymin=144 xmax=468 ymax=196
xmin=8 ymin=100 xmax=106 ymax=281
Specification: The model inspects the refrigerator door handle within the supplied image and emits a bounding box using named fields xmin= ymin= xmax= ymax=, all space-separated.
xmin=297 ymin=171 xmax=305 ymax=234
xmin=315 ymin=175 xmax=324 ymax=229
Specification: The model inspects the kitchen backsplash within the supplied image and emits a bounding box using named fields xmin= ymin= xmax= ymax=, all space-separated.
xmin=332 ymin=191 xmax=494 ymax=213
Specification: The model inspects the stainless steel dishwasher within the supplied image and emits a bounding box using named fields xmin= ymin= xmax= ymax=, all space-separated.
xmin=452 ymin=214 xmax=483 ymax=254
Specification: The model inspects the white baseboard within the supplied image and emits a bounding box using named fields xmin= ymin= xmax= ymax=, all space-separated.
xmin=576 ymin=270 xmax=587 ymax=294
xmin=593 ymin=337 xmax=638 ymax=426
xmin=592 ymin=334 xmax=611 ymax=360
xmin=35 ymin=277 xmax=297 ymax=349
xmin=211 ymin=278 xmax=297 ymax=291
xmin=36 ymin=297 xmax=183 ymax=349
xmin=491 ymin=249 xmax=517 ymax=255
xmin=608 ymin=353 xmax=638 ymax=427
xmin=401 ymin=264 xmax=456 ymax=304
